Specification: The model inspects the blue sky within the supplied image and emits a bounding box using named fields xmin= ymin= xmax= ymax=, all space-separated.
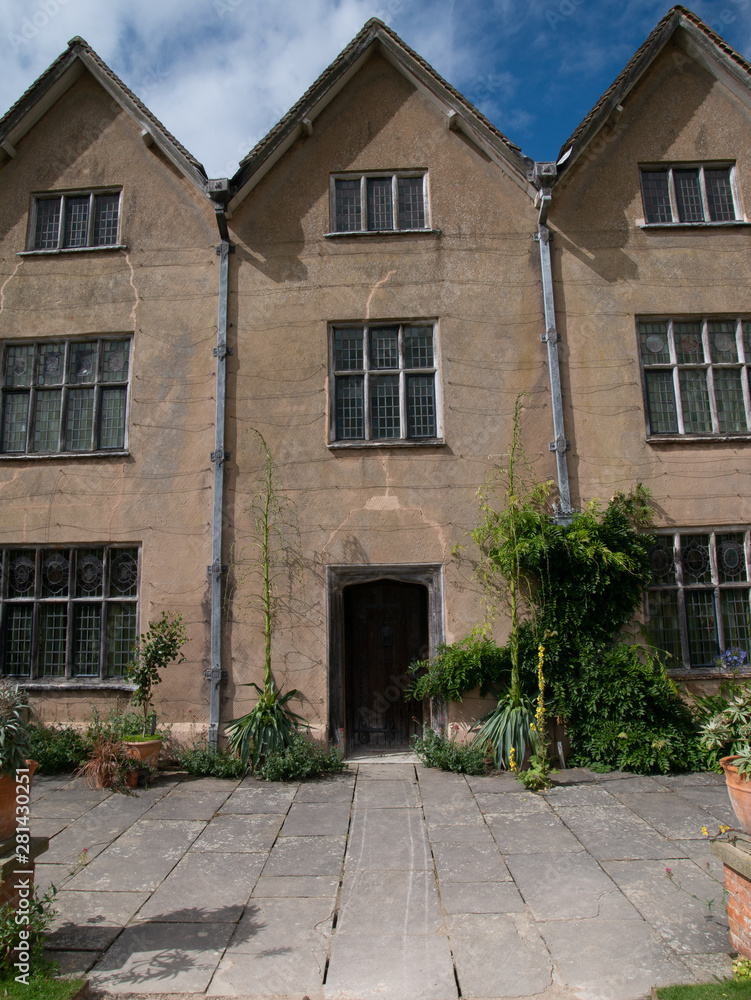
xmin=1 ymin=0 xmax=750 ymax=178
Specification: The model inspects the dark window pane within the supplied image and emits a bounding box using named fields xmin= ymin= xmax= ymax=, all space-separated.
xmin=73 ymin=603 xmax=101 ymax=676
xmin=109 ymin=549 xmax=138 ymax=597
xmin=685 ymin=590 xmax=718 ymax=667
xmin=397 ymin=177 xmax=425 ymax=229
xmin=674 ymin=322 xmax=703 ymax=364
xmin=8 ymin=551 xmax=35 ymax=597
xmin=65 ymin=388 xmax=95 ymax=450
xmin=38 ymin=344 xmax=65 ymax=386
xmin=75 ymin=550 xmax=104 ymax=597
xmin=647 ymin=589 xmax=681 ymax=664
xmin=679 ymin=369 xmax=711 ymax=432
xmin=4 ymin=605 xmax=32 ymax=675
xmin=405 ymin=327 xmax=434 ymax=368
xmin=106 ymin=603 xmax=136 ymax=677
xmin=641 ymin=171 xmax=672 ymax=223
xmin=407 ymin=375 xmax=435 ymax=437
xmin=645 ymin=371 xmax=677 ymax=433
xmin=674 ymin=169 xmax=704 ymax=222
xmin=371 ymin=375 xmax=400 ymax=438
xmin=2 ymin=393 xmax=29 ymax=452
xmin=639 ymin=322 xmax=670 ymax=364
xmin=93 ymin=194 xmax=119 ymax=245
xmin=63 ymin=196 xmax=90 ymax=248
xmin=708 ymin=321 xmax=738 ymax=363
xmin=705 ymin=169 xmax=735 ymax=221
xmin=367 ymin=177 xmax=393 ymax=230
xmin=101 ymin=340 xmax=129 ymax=383
xmin=334 ymin=328 xmax=363 ymax=371
xmin=681 ymin=534 xmax=712 ymax=585
xmin=32 ymin=390 xmax=61 ymax=452
xmin=4 ymin=345 xmax=34 ymax=388
xmin=39 ymin=605 xmax=67 ymax=677
xmin=335 ymin=376 xmax=363 ymax=439
xmin=370 ymin=327 xmax=398 ymax=369
xmin=99 ymin=388 xmax=126 ymax=449
xmin=649 ymin=538 xmax=677 ymax=585
xmin=69 ymin=342 xmax=98 ymax=384
xmin=335 ymin=180 xmax=361 ymax=232
xmin=721 ymin=589 xmax=751 ymax=652
xmin=714 ymin=369 xmax=746 ymax=432
xmin=41 ymin=551 xmax=69 ymax=597
xmin=717 ymin=534 xmax=747 ymax=583
xmin=34 ymin=198 xmax=61 ymax=249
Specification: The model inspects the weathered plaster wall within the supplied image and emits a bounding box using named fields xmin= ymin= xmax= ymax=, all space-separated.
xmin=550 ymin=41 xmax=751 ymax=526
xmin=0 ymin=72 xmax=218 ymax=724
xmin=225 ymin=53 xmax=549 ymax=732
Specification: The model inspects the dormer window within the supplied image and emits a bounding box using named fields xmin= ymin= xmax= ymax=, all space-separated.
xmin=331 ymin=172 xmax=429 ymax=233
xmin=29 ymin=190 xmax=121 ymax=251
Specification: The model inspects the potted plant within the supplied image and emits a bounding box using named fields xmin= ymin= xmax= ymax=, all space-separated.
xmin=123 ymin=611 xmax=186 ymax=770
xmin=75 ymin=735 xmax=134 ymax=793
xmin=0 ymin=681 xmax=37 ymax=840
xmin=700 ymin=683 xmax=751 ymax=832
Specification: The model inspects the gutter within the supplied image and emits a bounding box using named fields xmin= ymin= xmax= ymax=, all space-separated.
xmin=207 ymin=178 xmax=232 ymax=748
xmin=532 ymin=163 xmax=574 ymax=524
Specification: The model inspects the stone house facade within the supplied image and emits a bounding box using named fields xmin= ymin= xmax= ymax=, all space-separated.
xmin=0 ymin=6 xmax=749 ymax=747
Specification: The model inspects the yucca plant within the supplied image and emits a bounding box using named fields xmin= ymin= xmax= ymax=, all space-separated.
xmin=226 ymin=680 xmax=305 ymax=770
xmin=0 ymin=681 xmax=32 ymax=776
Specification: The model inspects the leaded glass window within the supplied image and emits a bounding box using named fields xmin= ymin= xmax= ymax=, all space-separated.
xmin=0 ymin=546 xmax=139 ymax=680
xmin=646 ymin=531 xmax=751 ymax=669
xmin=331 ymin=323 xmax=439 ymax=442
xmin=331 ymin=173 xmax=429 ymax=232
xmin=30 ymin=191 xmax=121 ymax=250
xmin=638 ymin=318 xmax=751 ymax=436
xmin=640 ymin=165 xmax=739 ymax=224
xmin=1 ymin=338 xmax=130 ymax=455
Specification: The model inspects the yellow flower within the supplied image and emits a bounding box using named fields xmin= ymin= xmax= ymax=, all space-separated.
xmin=509 ymin=746 xmax=517 ymax=773
xmin=701 ymin=826 xmax=709 ymax=837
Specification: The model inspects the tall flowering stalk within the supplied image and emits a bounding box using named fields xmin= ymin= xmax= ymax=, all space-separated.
xmin=531 ymin=642 xmax=549 ymax=768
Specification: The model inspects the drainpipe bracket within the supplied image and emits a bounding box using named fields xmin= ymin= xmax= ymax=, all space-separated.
xmin=213 ymin=346 xmax=234 ymax=358
xmin=211 ymin=451 xmax=230 ymax=464
xmin=549 ymin=438 xmax=570 ymax=453
xmin=540 ymin=332 xmax=561 ymax=343
xmin=204 ymin=668 xmax=228 ymax=683
xmin=207 ymin=563 xmax=228 ymax=576
xmin=215 ymin=244 xmax=235 ymax=255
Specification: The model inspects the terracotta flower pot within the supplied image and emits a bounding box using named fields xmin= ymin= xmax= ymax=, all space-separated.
xmin=0 ymin=760 xmax=38 ymax=841
xmin=721 ymin=755 xmax=751 ymax=834
xmin=122 ymin=738 xmax=162 ymax=770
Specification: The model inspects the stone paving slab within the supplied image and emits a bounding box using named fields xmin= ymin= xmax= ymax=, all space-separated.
xmin=487 ymin=809 xmax=584 ymax=854
xmin=354 ymin=778 xmax=420 ymax=808
xmin=346 ymin=807 xmax=432 ymax=869
xmin=505 ymin=852 xmax=639 ymax=921
xmin=64 ymin=820 xmax=205 ymax=891
xmin=447 ymin=912 xmax=553 ymax=999
xmin=613 ymin=790 xmax=719 ymax=840
xmin=324 ymin=932 xmax=458 ymax=1000
xmin=47 ymin=889 xmax=150 ymax=951
xmin=279 ymin=800 xmax=351 ymax=837
xmin=190 ymin=813 xmax=284 ymax=853
xmin=554 ymin=804 xmax=688 ymax=861
xmin=439 ymin=879 xmax=524 ymax=914
xmin=146 ymin=788 xmax=234 ymax=821
xmin=355 ymin=763 xmax=417 ymax=781
xmin=602 ymin=858 xmax=730 ymax=954
xmin=90 ymin=921 xmax=235 ymax=994
xmin=541 ymin=784 xmax=622 ymax=808
xmin=337 ymin=870 xmax=444 ymax=934
xmin=539 ymin=915 xmax=697 ymax=1000
xmin=293 ymin=775 xmax=355 ymax=802
xmin=31 ymin=787 xmax=110 ymax=818
xmin=135 ymin=851 xmax=265 ymax=923
xmin=262 ymin=834 xmax=347 ymax=876
xmin=431 ymin=839 xmax=511 ymax=882
xmin=424 ymin=820 xmax=496 ymax=844
xmin=252 ymin=875 xmax=340 ymax=897
xmin=220 ymin=785 xmax=297 ymax=814
xmin=208 ymin=897 xmax=334 ymax=996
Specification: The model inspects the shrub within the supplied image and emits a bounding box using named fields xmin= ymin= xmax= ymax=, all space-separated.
xmin=407 ymin=633 xmax=512 ymax=703
xmin=560 ymin=643 xmax=704 ymax=773
xmin=411 ymin=725 xmax=489 ymax=775
xmin=176 ymin=741 xmax=248 ymax=779
xmin=257 ymin=731 xmax=346 ymax=782
xmin=28 ymin=724 xmax=88 ymax=774
xmin=0 ymin=885 xmax=56 ymax=972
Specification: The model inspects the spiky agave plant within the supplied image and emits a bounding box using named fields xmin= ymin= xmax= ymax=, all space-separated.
xmin=0 ymin=681 xmax=32 ymax=776
xmin=225 ymin=680 xmax=305 ymax=770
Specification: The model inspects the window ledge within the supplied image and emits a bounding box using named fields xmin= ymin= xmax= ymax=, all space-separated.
xmin=668 ymin=668 xmax=751 ymax=681
xmin=0 ymin=450 xmax=129 ymax=460
xmin=323 ymin=229 xmax=441 ymax=238
xmin=638 ymin=221 xmax=750 ymax=230
xmin=17 ymin=680 xmax=134 ymax=692
xmin=647 ymin=434 xmax=751 ymax=444
xmin=17 ymin=245 xmax=128 ymax=257
xmin=328 ymin=439 xmax=446 ymax=450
